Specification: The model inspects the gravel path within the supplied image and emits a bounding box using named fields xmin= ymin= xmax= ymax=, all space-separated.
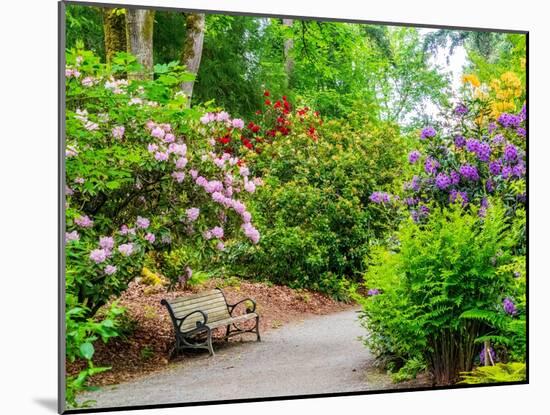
xmin=80 ymin=309 xmax=386 ymax=408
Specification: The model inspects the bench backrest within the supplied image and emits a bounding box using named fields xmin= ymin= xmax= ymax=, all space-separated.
xmin=164 ymin=289 xmax=230 ymax=332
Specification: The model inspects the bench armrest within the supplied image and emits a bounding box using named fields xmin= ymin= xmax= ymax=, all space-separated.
xmin=228 ymin=298 xmax=256 ymax=315
xmin=176 ymin=309 xmax=208 ymax=330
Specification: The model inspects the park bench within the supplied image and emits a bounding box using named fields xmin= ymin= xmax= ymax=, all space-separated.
xmin=161 ymin=288 xmax=260 ymax=356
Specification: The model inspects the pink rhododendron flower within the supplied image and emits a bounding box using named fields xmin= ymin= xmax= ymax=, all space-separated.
xmin=128 ymin=97 xmax=143 ymax=106
xmin=118 ymin=243 xmax=134 ymax=256
xmin=147 ymin=143 xmax=158 ymax=153
xmin=189 ymin=169 xmax=198 ymax=179
xmin=242 ymin=222 xmax=260 ymax=244
xmin=214 ymin=158 xmax=225 ymax=169
xmin=146 ymin=120 xmax=156 ymax=130
xmin=212 ymin=192 xmax=225 ymax=203
xmin=208 ymin=138 xmax=216 ymax=146
xmin=104 ymin=265 xmax=117 ymax=275
xmin=216 ymin=111 xmax=230 ymax=122
xmin=65 ymin=185 xmax=74 ymax=196
xmin=205 ymin=180 xmax=223 ymax=193
xmin=239 ymin=166 xmax=250 ymax=177
xmin=136 ymin=216 xmax=150 ymax=229
xmin=74 ymin=177 xmax=85 ymax=184
xmin=154 ymin=151 xmax=169 ymax=161
xmin=75 ymin=215 xmax=93 ymax=228
xmin=172 ymin=171 xmax=185 ymax=183
xmin=112 ymin=126 xmax=125 ymax=139
xmin=186 ymin=208 xmax=200 ymax=222
xmin=144 ymin=232 xmax=156 ymax=243
xmin=232 ymin=118 xmax=245 ymax=129
xmin=244 ymin=180 xmax=256 ymax=193
xmin=81 ymin=77 xmax=94 ymax=87
xmin=242 ymin=211 xmax=252 ymax=223
xmin=210 ymin=226 xmax=224 ymax=239
xmin=175 ymin=157 xmax=188 ymax=169
xmin=99 ymin=236 xmax=115 ymax=250
xmin=200 ymin=113 xmax=216 ymax=124
xmin=90 ymin=248 xmax=108 ymax=263
xmin=216 ymin=241 xmax=225 ymax=251
xmin=119 ymin=225 xmax=136 ymax=235
xmin=169 ymin=143 xmax=187 ymax=156
xmin=164 ymin=133 xmax=175 ymax=143
xmin=253 ymin=177 xmax=264 ymax=186
xmin=151 ymin=126 xmax=165 ymax=138
xmin=232 ymin=200 xmax=246 ymax=215
xmin=160 ymin=123 xmax=172 ymax=132
xmin=65 ymin=146 xmax=78 ymax=158
xmin=84 ymin=121 xmax=99 ymax=131
xmin=195 ymin=176 xmax=208 ymax=187
xmin=65 ymin=231 xmax=80 ymax=243
xmin=203 ymin=230 xmax=213 ymax=240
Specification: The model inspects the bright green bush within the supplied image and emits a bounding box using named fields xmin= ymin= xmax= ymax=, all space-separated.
xmin=459 ymin=362 xmax=526 ymax=384
xmin=236 ymin=112 xmax=405 ymax=298
xmin=359 ymin=201 xmax=522 ymax=385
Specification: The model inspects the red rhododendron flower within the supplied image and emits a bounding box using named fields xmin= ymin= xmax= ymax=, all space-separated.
xmin=219 ymin=136 xmax=230 ymax=144
xmin=255 ymin=110 xmax=262 ymax=115
xmin=265 ymin=99 xmax=271 ymax=106
xmin=282 ymin=95 xmax=287 ymax=101
xmin=251 ymin=124 xmax=260 ymax=133
xmin=274 ymin=100 xmax=282 ymax=109
xmin=264 ymin=90 xmax=270 ymax=97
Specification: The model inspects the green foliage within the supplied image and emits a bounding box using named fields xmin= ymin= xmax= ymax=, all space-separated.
xmin=360 ymin=201 xmax=521 ymax=384
xmin=237 ymin=112 xmax=404 ymax=298
xmin=65 ymin=294 xmax=124 ymax=408
xmin=459 ymin=362 xmax=526 ymax=384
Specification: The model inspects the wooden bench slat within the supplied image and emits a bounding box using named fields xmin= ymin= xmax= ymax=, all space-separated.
xmin=174 ymin=304 xmax=230 ymax=320
xmin=168 ymin=291 xmax=223 ymax=306
xmin=170 ymin=297 xmax=227 ymax=314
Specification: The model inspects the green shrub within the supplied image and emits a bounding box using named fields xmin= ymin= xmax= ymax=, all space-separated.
xmin=360 ymin=201 xmax=522 ymax=385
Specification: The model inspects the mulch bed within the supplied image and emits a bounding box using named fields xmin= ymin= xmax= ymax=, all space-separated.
xmin=67 ymin=278 xmax=354 ymax=386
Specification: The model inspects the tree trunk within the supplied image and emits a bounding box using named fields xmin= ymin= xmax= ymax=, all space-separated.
xmin=282 ymin=19 xmax=294 ymax=79
xmin=126 ymin=9 xmax=155 ymax=80
xmin=102 ymin=8 xmax=127 ymax=64
xmin=180 ymin=13 xmax=205 ymax=103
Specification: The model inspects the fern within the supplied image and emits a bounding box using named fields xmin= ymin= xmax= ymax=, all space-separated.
xmin=459 ymin=363 xmax=526 ymax=384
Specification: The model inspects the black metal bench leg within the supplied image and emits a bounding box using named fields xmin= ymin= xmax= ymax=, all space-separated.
xmin=207 ymin=329 xmax=215 ymax=356
xmin=256 ymin=315 xmax=261 ymax=342
xmin=225 ymin=325 xmax=231 ymax=341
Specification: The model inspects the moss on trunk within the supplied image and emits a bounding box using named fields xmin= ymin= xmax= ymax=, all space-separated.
xmin=102 ymin=8 xmax=126 ymax=64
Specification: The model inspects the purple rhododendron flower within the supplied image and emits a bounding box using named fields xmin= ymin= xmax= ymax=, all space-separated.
xmin=513 ymin=163 xmax=525 ymax=178
xmin=424 ymin=157 xmax=440 ymax=175
xmin=420 ymin=126 xmax=436 ymax=140
xmin=450 ymin=189 xmax=469 ymax=206
xmin=244 ymin=180 xmax=256 ymax=193
xmin=503 ymin=297 xmax=517 ymax=315
xmin=144 ymin=232 xmax=155 ymax=243
xmin=476 ymin=142 xmax=491 ymax=162
xmin=450 ymin=171 xmax=460 ymax=185
xmin=488 ymin=122 xmax=497 ymax=134
xmin=172 ymin=171 xmax=185 ymax=183
xmin=479 ymin=345 xmax=496 ymax=365
xmin=498 ymin=113 xmax=521 ymax=128
xmin=466 ymin=138 xmax=480 ymax=153
xmin=369 ymin=192 xmax=392 ymax=204
xmin=492 ymin=134 xmax=505 ymax=145
xmin=459 ymin=164 xmax=479 ymax=181
xmin=504 ymin=144 xmax=518 ymax=162
xmin=502 ymin=166 xmax=513 ymax=179
xmin=516 ymin=127 xmax=526 ymax=137
xmin=367 ymin=289 xmax=380 ymax=296
xmin=408 ymin=150 xmax=421 ymax=164
xmin=489 ymin=160 xmax=502 ymax=176
xmin=454 ymin=103 xmax=468 ymax=116
xmin=435 ymin=173 xmax=451 ymax=189
xmin=486 ymin=179 xmax=495 ymax=193
xmin=454 ymin=135 xmax=466 ymax=148
xmin=232 ymin=118 xmax=245 ymax=129
xmin=112 ymin=126 xmax=125 ymax=139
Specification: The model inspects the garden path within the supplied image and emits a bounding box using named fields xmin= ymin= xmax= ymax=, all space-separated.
xmin=80 ymin=308 xmax=396 ymax=408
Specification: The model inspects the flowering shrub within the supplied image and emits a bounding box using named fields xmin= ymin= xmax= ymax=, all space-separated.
xmin=359 ymin=202 xmax=524 ymax=385
xmin=234 ymin=111 xmax=405 ymax=298
xmin=65 ymin=49 xmax=264 ymax=316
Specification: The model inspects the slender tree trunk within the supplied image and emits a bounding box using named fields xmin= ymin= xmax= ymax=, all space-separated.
xmin=126 ymin=9 xmax=155 ymax=80
xmin=282 ymin=19 xmax=294 ymax=79
xmin=102 ymin=8 xmax=127 ymax=64
xmin=181 ymin=13 xmax=205 ymax=103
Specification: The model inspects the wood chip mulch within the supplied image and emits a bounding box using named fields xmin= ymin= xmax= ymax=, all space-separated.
xmin=66 ymin=278 xmax=354 ymax=386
